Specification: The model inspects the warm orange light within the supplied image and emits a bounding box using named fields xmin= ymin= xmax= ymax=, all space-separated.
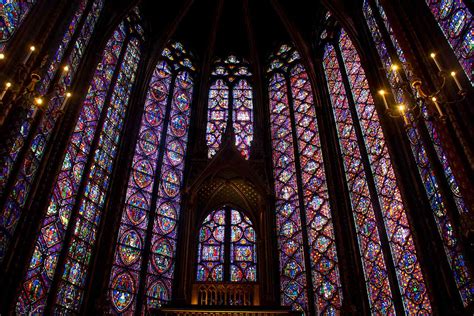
xmin=30 ymin=46 xmax=36 ymax=52
xmin=378 ymin=89 xmax=386 ymax=95
xmin=391 ymin=64 xmax=399 ymax=71
xmin=66 ymin=92 xmax=72 ymax=98
xmin=63 ymin=65 xmax=70 ymax=72
xmin=431 ymin=97 xmax=437 ymax=102
xmin=450 ymin=71 xmax=456 ymax=77
xmin=397 ymin=104 xmax=406 ymax=112
xmin=35 ymin=97 xmax=43 ymax=105
xmin=6 ymin=82 xmax=11 ymax=88
xmin=0 ymin=53 xmax=5 ymax=60
xmin=430 ymin=53 xmax=436 ymax=58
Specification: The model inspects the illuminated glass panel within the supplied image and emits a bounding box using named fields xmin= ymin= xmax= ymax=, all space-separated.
xmin=268 ymin=45 xmax=342 ymax=314
xmin=232 ymin=80 xmax=253 ymax=159
xmin=0 ymin=0 xmax=103 ymax=264
xmin=269 ymin=72 xmax=309 ymax=313
xmin=0 ymin=0 xmax=37 ymax=52
xmin=426 ymin=0 xmax=473 ymax=83
xmin=364 ymin=0 xmax=473 ymax=305
xmin=338 ymin=30 xmax=431 ymax=313
xmin=230 ymin=210 xmax=257 ymax=282
xmin=289 ymin=63 xmax=342 ymax=314
xmin=206 ymin=80 xmax=229 ymax=159
xmin=196 ymin=208 xmax=257 ymax=283
xmin=339 ymin=30 xmax=432 ymax=312
xmin=144 ymin=69 xmax=193 ymax=311
xmin=206 ymin=56 xmax=253 ymax=159
xmin=107 ymin=42 xmax=194 ymax=314
xmin=196 ymin=209 xmax=226 ymax=282
xmin=108 ymin=60 xmax=171 ymax=314
xmin=323 ymin=43 xmax=394 ymax=314
xmin=53 ymin=37 xmax=141 ymax=314
xmin=15 ymin=20 xmax=131 ymax=314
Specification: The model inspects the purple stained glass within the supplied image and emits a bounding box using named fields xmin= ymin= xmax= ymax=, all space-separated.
xmin=269 ymin=45 xmax=342 ymax=314
xmin=323 ymin=43 xmax=394 ymax=314
xmin=144 ymin=68 xmax=193 ymax=312
xmin=338 ymin=30 xmax=431 ymax=313
xmin=0 ymin=0 xmax=103 ymax=264
xmin=15 ymin=20 xmax=129 ymax=315
xmin=206 ymin=56 xmax=253 ymax=159
xmin=108 ymin=59 xmax=172 ymax=314
xmin=196 ymin=209 xmax=226 ymax=282
xmin=426 ymin=0 xmax=473 ymax=83
xmin=196 ymin=208 xmax=257 ymax=283
xmin=230 ymin=209 xmax=257 ymax=282
xmin=53 ymin=36 xmax=141 ymax=314
xmin=289 ymin=63 xmax=342 ymax=313
xmin=232 ymin=80 xmax=253 ymax=159
xmin=269 ymin=72 xmax=309 ymax=313
xmin=364 ymin=0 xmax=473 ymax=305
xmin=206 ymin=79 xmax=229 ymax=158
xmin=0 ymin=0 xmax=37 ymax=52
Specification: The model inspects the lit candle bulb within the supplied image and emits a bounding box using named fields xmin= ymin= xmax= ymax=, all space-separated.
xmin=22 ymin=46 xmax=36 ymax=64
xmin=0 ymin=53 xmax=5 ymax=60
xmin=398 ymin=104 xmax=409 ymax=125
xmin=60 ymin=92 xmax=72 ymax=111
xmin=33 ymin=97 xmax=43 ymax=117
xmin=431 ymin=97 xmax=443 ymax=117
xmin=450 ymin=71 xmax=462 ymax=91
xmin=430 ymin=53 xmax=442 ymax=72
xmin=0 ymin=82 xmax=12 ymax=100
xmin=391 ymin=64 xmax=400 ymax=82
xmin=60 ymin=65 xmax=70 ymax=82
xmin=378 ymin=90 xmax=389 ymax=110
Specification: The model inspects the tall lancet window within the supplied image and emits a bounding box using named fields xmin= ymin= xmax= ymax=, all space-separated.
xmin=268 ymin=44 xmax=342 ymax=315
xmin=206 ymin=56 xmax=253 ymax=159
xmin=363 ymin=0 xmax=473 ymax=306
xmin=322 ymin=29 xmax=431 ymax=313
xmin=15 ymin=10 xmax=143 ymax=314
xmin=0 ymin=0 xmax=103 ymax=264
xmin=0 ymin=0 xmax=37 ymax=52
xmin=425 ymin=0 xmax=473 ymax=83
xmin=108 ymin=42 xmax=194 ymax=314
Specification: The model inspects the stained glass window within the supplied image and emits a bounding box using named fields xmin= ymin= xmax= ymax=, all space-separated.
xmin=207 ymin=80 xmax=229 ymax=158
xmin=322 ymin=29 xmax=431 ymax=313
xmin=363 ymin=0 xmax=473 ymax=306
xmin=0 ymin=0 xmax=37 ymax=52
xmin=0 ymin=0 xmax=103 ymax=264
xmin=268 ymin=44 xmax=342 ymax=314
xmin=206 ymin=56 xmax=253 ymax=159
xmin=108 ymin=41 xmax=194 ymax=314
xmin=425 ymin=0 xmax=473 ymax=83
xmin=15 ymin=11 xmax=143 ymax=314
xmin=196 ymin=207 xmax=257 ymax=283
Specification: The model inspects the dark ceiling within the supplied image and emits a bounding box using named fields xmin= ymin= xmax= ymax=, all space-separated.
xmin=110 ymin=0 xmax=363 ymax=63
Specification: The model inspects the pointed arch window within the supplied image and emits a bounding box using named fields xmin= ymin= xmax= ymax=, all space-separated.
xmin=322 ymin=29 xmax=431 ymax=313
xmin=108 ymin=41 xmax=195 ymax=314
xmin=268 ymin=44 xmax=342 ymax=315
xmin=425 ymin=0 xmax=473 ymax=83
xmin=15 ymin=11 xmax=143 ymax=314
xmin=0 ymin=0 xmax=104 ymax=263
xmin=363 ymin=0 xmax=473 ymax=306
xmin=206 ymin=56 xmax=253 ymax=159
xmin=196 ymin=207 xmax=257 ymax=283
xmin=0 ymin=0 xmax=37 ymax=52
